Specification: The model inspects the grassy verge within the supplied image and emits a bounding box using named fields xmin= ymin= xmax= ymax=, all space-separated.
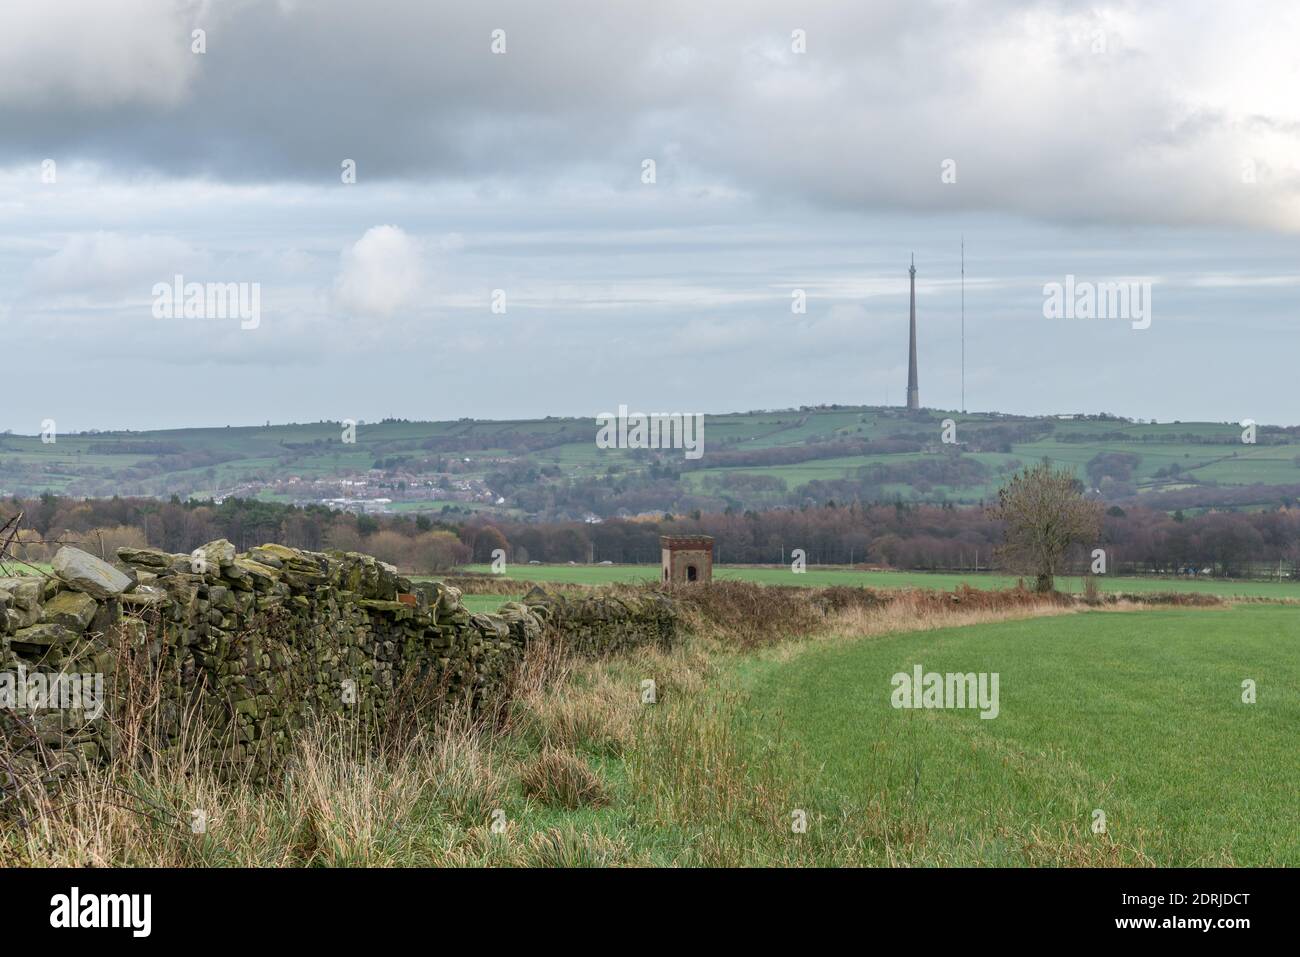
xmin=4 ymin=584 xmax=1291 ymax=866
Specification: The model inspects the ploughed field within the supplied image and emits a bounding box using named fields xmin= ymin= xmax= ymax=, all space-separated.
xmin=461 ymin=562 xmax=1300 ymax=599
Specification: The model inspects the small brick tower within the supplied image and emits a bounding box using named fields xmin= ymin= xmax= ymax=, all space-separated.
xmin=660 ymin=535 xmax=714 ymax=584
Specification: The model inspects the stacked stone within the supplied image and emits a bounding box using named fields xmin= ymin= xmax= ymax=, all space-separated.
xmin=3 ymin=542 xmax=677 ymax=786
xmin=520 ymin=586 xmax=676 ymax=656
xmin=1 ymin=548 xmax=134 ymax=782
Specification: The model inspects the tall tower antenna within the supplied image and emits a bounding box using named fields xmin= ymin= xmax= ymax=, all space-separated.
xmin=906 ymin=254 xmax=919 ymax=410
xmin=961 ymin=236 xmax=965 ymax=414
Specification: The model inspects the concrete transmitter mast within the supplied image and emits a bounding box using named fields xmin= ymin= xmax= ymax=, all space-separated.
xmin=907 ymin=254 xmax=919 ymax=410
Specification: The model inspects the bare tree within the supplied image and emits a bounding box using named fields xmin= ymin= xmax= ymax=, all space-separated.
xmin=989 ymin=461 xmax=1102 ymax=592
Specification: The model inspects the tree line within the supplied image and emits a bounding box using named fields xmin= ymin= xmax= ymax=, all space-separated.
xmin=466 ymin=499 xmax=1300 ymax=578
xmin=5 ymin=487 xmax=1299 ymax=579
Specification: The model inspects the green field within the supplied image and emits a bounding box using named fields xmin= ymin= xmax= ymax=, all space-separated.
xmin=4 ymin=406 xmax=1298 ymax=512
xmin=462 ymin=563 xmax=1300 ymax=599
xmin=455 ymin=558 xmax=1298 ymax=858
xmin=450 ymin=594 xmax=1298 ymax=865
xmin=731 ymin=605 xmax=1298 ymax=864
xmin=460 ymin=593 xmax=522 ymax=613
xmin=10 ymin=553 xmax=1292 ymax=866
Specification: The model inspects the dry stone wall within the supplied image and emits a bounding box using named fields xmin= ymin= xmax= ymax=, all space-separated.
xmin=1 ymin=542 xmax=676 ymax=788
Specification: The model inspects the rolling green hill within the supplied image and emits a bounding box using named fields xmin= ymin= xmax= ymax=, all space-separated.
xmin=3 ymin=406 xmax=1298 ymax=517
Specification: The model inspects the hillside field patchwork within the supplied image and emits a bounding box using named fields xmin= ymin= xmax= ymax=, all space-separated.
xmin=6 ymin=407 xmax=1300 ymax=516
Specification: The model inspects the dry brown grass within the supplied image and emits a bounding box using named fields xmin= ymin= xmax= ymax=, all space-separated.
xmin=509 ymin=672 xmax=640 ymax=757
xmin=1 ymin=611 xmax=513 ymax=867
xmin=4 ymin=576 xmax=1215 ymax=868
xmin=1014 ymin=820 xmax=1158 ymax=867
xmin=2 ymin=712 xmax=511 ymax=867
xmin=519 ymin=746 xmax=608 ymax=810
xmin=506 ymin=625 xmax=715 ymax=759
xmin=812 ymin=589 xmax=1076 ymax=647
xmin=654 ymin=579 xmax=1227 ymax=664
xmin=659 ymin=580 xmax=1090 ymax=659
xmin=443 ymin=576 xmax=593 ymax=596
xmin=526 ymin=824 xmax=642 ymax=867
xmin=505 ymin=629 xmax=572 ymax=706
xmin=504 ymin=628 xmax=634 ymax=756
xmin=666 ymin=580 xmax=824 ymax=647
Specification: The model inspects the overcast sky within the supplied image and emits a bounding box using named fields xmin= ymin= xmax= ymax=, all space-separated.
xmin=1 ymin=0 xmax=1297 ymax=432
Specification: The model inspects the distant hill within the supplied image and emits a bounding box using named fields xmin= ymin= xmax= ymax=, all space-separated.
xmin=3 ymin=407 xmax=1299 ymax=519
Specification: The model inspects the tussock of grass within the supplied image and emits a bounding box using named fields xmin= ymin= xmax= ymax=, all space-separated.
xmin=526 ymin=824 xmax=637 ymax=867
xmin=625 ymin=693 xmax=796 ymax=863
xmin=510 ymin=675 xmax=639 ymax=757
xmin=505 ymin=630 xmax=637 ymax=756
xmin=519 ymin=747 xmax=609 ymax=810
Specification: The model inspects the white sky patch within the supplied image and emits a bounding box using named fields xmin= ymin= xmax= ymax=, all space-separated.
xmin=334 ymin=225 xmax=425 ymax=318
xmin=25 ymin=232 xmax=210 ymax=304
xmin=1188 ymin=274 xmax=1300 ymax=289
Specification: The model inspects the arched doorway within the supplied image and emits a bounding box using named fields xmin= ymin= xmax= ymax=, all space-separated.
xmin=686 ymin=564 xmax=698 ymax=582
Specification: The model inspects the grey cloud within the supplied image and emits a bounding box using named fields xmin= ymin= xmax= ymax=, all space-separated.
xmin=0 ymin=0 xmax=1296 ymax=230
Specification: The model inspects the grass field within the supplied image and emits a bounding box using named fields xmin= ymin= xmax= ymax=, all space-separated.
xmin=731 ymin=605 xmax=1298 ymax=865
xmin=462 ymin=562 xmax=1300 ymax=599
xmin=438 ymin=598 xmax=1299 ymax=865
xmin=434 ymin=584 xmax=1299 ymax=864
xmin=461 ymin=593 xmax=522 ymax=613
xmin=7 ymin=577 xmax=1293 ymax=866
xmin=5 ymin=405 xmax=1299 ymax=508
